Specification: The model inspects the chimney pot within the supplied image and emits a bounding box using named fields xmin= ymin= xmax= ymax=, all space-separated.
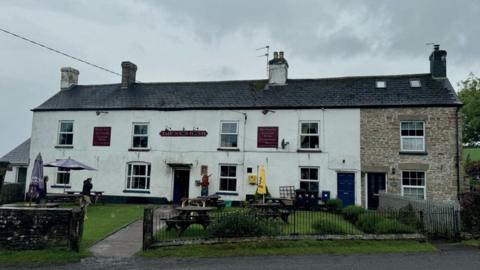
xmin=121 ymin=61 xmax=137 ymax=89
xmin=268 ymin=50 xmax=288 ymax=85
xmin=60 ymin=67 xmax=79 ymax=90
xmin=429 ymin=45 xmax=447 ymax=79
xmin=279 ymin=51 xmax=284 ymax=59
xmin=273 ymin=51 xmax=279 ymax=59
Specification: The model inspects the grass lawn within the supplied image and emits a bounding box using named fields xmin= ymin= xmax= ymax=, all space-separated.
xmin=0 ymin=203 xmax=144 ymax=266
xmin=140 ymin=240 xmax=436 ymax=258
xmin=463 ymin=239 xmax=480 ymax=248
xmin=465 ymin=148 xmax=480 ymax=161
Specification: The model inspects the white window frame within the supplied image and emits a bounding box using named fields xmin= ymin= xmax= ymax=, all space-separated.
xmin=401 ymin=170 xmax=426 ymax=200
xmin=299 ymin=166 xmax=320 ymax=192
xmin=400 ymin=121 xmax=425 ymax=152
xmin=125 ymin=162 xmax=151 ymax=191
xmin=219 ymin=121 xmax=239 ymax=149
xmin=375 ymin=80 xmax=386 ymax=88
xmin=299 ymin=121 xmax=321 ymax=150
xmin=58 ymin=120 xmax=74 ymax=146
xmin=409 ymin=79 xmax=421 ymax=88
xmin=131 ymin=122 xmax=149 ymax=149
xmin=219 ymin=164 xmax=237 ymax=192
xmin=56 ymin=168 xmax=71 ymax=186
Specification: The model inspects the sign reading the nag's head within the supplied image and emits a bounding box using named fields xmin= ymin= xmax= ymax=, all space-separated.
xmin=159 ymin=129 xmax=208 ymax=137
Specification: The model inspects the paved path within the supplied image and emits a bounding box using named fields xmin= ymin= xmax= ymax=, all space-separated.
xmin=5 ymin=243 xmax=480 ymax=270
xmin=89 ymin=206 xmax=173 ymax=258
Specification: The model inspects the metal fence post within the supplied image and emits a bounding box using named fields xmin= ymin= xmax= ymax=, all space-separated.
xmin=143 ymin=207 xmax=154 ymax=250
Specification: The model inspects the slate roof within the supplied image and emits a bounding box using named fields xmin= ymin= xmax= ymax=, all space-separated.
xmin=0 ymin=138 xmax=30 ymax=165
xmin=32 ymin=73 xmax=461 ymax=111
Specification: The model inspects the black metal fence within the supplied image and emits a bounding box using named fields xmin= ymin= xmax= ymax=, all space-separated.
xmin=143 ymin=206 xmax=428 ymax=248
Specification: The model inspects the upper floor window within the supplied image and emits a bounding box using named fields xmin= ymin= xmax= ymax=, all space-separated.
xmin=126 ymin=162 xmax=151 ymax=190
xmin=220 ymin=121 xmax=238 ymax=148
xmin=402 ymin=171 xmax=425 ymax=200
xmin=219 ymin=165 xmax=237 ymax=192
xmin=300 ymin=167 xmax=319 ymax=193
xmin=56 ymin=168 xmax=70 ymax=185
xmin=400 ymin=121 xmax=425 ymax=152
xmin=375 ymin=80 xmax=386 ymax=88
xmin=132 ymin=123 xmax=149 ymax=149
xmin=58 ymin=121 xmax=74 ymax=146
xmin=299 ymin=121 xmax=320 ymax=150
xmin=409 ymin=79 xmax=421 ymax=88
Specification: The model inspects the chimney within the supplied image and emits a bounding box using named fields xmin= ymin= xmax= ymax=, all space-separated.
xmin=268 ymin=51 xmax=289 ymax=85
xmin=60 ymin=67 xmax=79 ymax=90
xmin=429 ymin=44 xmax=447 ymax=79
xmin=121 ymin=61 xmax=137 ymax=89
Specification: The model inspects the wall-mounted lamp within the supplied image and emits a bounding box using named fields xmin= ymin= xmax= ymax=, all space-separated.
xmin=262 ymin=109 xmax=276 ymax=115
xmin=391 ymin=167 xmax=396 ymax=175
xmin=96 ymin=111 xmax=109 ymax=116
xmin=281 ymin=139 xmax=290 ymax=149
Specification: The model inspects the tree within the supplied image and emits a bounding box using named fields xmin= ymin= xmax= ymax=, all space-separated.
xmin=458 ymin=73 xmax=480 ymax=145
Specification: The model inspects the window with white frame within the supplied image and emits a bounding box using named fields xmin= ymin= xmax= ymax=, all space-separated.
xmin=56 ymin=168 xmax=70 ymax=185
xmin=220 ymin=121 xmax=238 ymax=148
xmin=402 ymin=171 xmax=425 ymax=200
xmin=58 ymin=121 xmax=74 ymax=145
xmin=300 ymin=167 xmax=319 ymax=193
xmin=299 ymin=121 xmax=320 ymax=149
xmin=219 ymin=165 xmax=237 ymax=192
xmin=126 ymin=162 xmax=151 ymax=190
xmin=132 ymin=123 xmax=149 ymax=149
xmin=400 ymin=121 xmax=425 ymax=152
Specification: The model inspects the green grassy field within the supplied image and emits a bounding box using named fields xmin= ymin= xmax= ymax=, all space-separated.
xmin=140 ymin=240 xmax=436 ymax=258
xmin=0 ymin=204 xmax=144 ymax=266
xmin=465 ymin=148 xmax=480 ymax=161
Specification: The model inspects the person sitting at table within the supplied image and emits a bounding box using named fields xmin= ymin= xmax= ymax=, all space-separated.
xmin=80 ymin=177 xmax=93 ymax=220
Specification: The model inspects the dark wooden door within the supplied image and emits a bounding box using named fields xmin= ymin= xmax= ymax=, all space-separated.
xmin=337 ymin=173 xmax=355 ymax=206
xmin=367 ymin=173 xmax=386 ymax=210
xmin=173 ymin=169 xmax=190 ymax=204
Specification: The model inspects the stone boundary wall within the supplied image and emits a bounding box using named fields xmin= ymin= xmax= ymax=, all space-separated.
xmin=0 ymin=206 xmax=84 ymax=251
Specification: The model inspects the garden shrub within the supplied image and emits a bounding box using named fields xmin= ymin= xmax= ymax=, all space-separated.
xmin=312 ymin=218 xmax=350 ymax=235
xmin=326 ymin=199 xmax=343 ymax=213
xmin=341 ymin=205 xmax=366 ymax=224
xmin=374 ymin=219 xmax=416 ymax=234
xmin=356 ymin=212 xmax=386 ymax=233
xmin=207 ymin=210 xmax=282 ymax=238
xmin=398 ymin=204 xmax=419 ymax=228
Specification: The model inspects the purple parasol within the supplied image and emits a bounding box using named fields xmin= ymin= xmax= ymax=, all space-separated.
xmin=29 ymin=153 xmax=44 ymax=200
xmin=44 ymin=158 xmax=96 ymax=171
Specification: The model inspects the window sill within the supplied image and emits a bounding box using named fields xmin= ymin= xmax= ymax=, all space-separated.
xmin=55 ymin=145 xmax=74 ymax=149
xmin=217 ymin=148 xmax=240 ymax=152
xmin=297 ymin=149 xmax=322 ymax=153
xmin=51 ymin=185 xmax=71 ymax=189
xmin=128 ymin=148 xmax=151 ymax=152
xmin=123 ymin=189 xmax=150 ymax=194
xmin=216 ymin=192 xmax=239 ymax=196
xmin=399 ymin=151 xmax=428 ymax=156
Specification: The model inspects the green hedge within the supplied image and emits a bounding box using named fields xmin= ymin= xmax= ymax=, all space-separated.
xmin=207 ymin=210 xmax=282 ymax=238
xmin=341 ymin=205 xmax=366 ymax=224
xmin=356 ymin=212 xmax=416 ymax=234
xmin=326 ymin=199 xmax=343 ymax=213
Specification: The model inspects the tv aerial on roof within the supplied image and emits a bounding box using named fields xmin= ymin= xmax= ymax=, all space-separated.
xmin=256 ymin=45 xmax=270 ymax=77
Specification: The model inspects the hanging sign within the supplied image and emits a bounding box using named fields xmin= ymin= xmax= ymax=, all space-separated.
xmin=257 ymin=126 xmax=279 ymax=148
xmin=159 ymin=130 xmax=208 ymax=137
xmin=92 ymin=127 xmax=111 ymax=146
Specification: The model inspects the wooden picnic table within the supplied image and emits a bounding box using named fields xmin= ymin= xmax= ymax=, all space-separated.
xmin=250 ymin=202 xmax=291 ymax=223
xmin=165 ymin=206 xmax=214 ymax=235
xmin=197 ymin=195 xmax=225 ymax=208
xmin=66 ymin=191 xmax=104 ymax=204
xmin=46 ymin=193 xmax=83 ymax=203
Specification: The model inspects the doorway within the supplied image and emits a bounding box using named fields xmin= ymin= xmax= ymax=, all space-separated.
xmin=337 ymin=172 xmax=355 ymax=207
xmin=172 ymin=169 xmax=190 ymax=204
xmin=16 ymin=167 xmax=27 ymax=191
xmin=367 ymin=173 xmax=386 ymax=210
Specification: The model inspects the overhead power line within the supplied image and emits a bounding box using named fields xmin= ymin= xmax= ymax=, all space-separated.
xmin=0 ymin=26 xmax=121 ymax=77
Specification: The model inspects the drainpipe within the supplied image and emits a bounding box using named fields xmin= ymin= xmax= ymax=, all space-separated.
xmin=455 ymin=107 xmax=461 ymax=200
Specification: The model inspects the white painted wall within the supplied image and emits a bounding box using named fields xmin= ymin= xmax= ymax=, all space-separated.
xmin=3 ymin=167 xmax=16 ymax=183
xmin=27 ymin=108 xmax=361 ymax=204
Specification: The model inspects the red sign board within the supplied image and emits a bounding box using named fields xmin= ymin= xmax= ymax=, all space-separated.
xmin=257 ymin=127 xmax=279 ymax=148
xmin=93 ymin=127 xmax=111 ymax=146
xmin=160 ymin=130 xmax=208 ymax=137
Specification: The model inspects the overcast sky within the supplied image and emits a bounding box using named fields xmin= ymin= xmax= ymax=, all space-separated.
xmin=0 ymin=0 xmax=479 ymax=155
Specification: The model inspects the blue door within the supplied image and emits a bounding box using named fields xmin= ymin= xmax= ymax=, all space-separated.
xmin=337 ymin=173 xmax=355 ymax=206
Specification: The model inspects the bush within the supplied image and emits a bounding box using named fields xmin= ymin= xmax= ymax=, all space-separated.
xmin=207 ymin=210 xmax=282 ymax=238
xmin=312 ymin=218 xmax=350 ymax=235
xmin=398 ymin=204 xmax=419 ymax=228
xmin=341 ymin=205 xmax=366 ymax=224
xmin=326 ymin=199 xmax=343 ymax=212
xmin=374 ymin=219 xmax=416 ymax=234
xmin=356 ymin=212 xmax=386 ymax=233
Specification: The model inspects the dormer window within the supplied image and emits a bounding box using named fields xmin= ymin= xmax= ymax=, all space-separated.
xmin=375 ymin=80 xmax=386 ymax=88
xmin=410 ymin=80 xmax=421 ymax=88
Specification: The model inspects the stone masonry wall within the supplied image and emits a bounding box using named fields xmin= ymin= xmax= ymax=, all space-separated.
xmin=0 ymin=207 xmax=82 ymax=250
xmin=360 ymin=107 xmax=463 ymax=205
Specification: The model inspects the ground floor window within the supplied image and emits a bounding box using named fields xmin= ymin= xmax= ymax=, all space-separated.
xmin=401 ymin=171 xmax=425 ymax=200
xmin=219 ymin=165 xmax=237 ymax=192
xmin=126 ymin=162 xmax=151 ymax=190
xmin=300 ymin=167 xmax=319 ymax=192
xmin=56 ymin=168 xmax=70 ymax=185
